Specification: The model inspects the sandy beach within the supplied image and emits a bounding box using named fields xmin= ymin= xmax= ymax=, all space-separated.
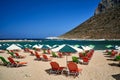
xmin=0 ymin=50 xmax=120 ymax=80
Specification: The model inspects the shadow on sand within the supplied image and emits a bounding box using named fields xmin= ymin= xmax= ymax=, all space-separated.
xmin=106 ymin=58 xmax=115 ymax=61
xmin=108 ymin=63 xmax=120 ymax=67
xmin=0 ymin=63 xmax=27 ymax=68
xmin=112 ymin=74 xmax=120 ymax=80
xmin=104 ymin=55 xmax=111 ymax=57
xmin=45 ymin=69 xmax=63 ymax=76
xmin=45 ymin=68 xmax=80 ymax=78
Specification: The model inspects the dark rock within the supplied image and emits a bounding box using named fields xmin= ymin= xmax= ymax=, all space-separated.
xmin=95 ymin=0 xmax=120 ymax=15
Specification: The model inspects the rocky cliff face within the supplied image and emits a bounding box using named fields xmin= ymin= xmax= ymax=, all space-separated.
xmin=95 ymin=0 xmax=120 ymax=15
xmin=59 ymin=0 xmax=120 ymax=39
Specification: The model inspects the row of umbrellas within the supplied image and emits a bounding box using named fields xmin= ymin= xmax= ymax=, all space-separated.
xmin=3 ymin=43 xmax=120 ymax=51
xmin=5 ymin=44 xmax=95 ymax=52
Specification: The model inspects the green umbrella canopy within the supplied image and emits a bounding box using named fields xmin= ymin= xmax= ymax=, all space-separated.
xmin=59 ymin=45 xmax=77 ymax=53
xmin=74 ymin=44 xmax=80 ymax=48
xmin=105 ymin=45 xmax=113 ymax=48
xmin=89 ymin=45 xmax=95 ymax=49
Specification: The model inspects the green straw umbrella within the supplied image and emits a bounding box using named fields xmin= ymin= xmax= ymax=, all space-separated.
xmin=59 ymin=44 xmax=77 ymax=66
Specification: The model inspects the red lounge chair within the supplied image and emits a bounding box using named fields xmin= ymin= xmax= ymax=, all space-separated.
xmin=35 ymin=51 xmax=41 ymax=60
xmin=86 ymin=53 xmax=92 ymax=60
xmin=81 ymin=57 xmax=89 ymax=64
xmin=105 ymin=50 xmax=109 ymax=53
xmin=8 ymin=57 xmax=27 ymax=67
xmin=30 ymin=51 xmax=35 ymax=55
xmin=79 ymin=53 xmax=84 ymax=59
xmin=67 ymin=62 xmax=82 ymax=77
xmin=91 ymin=49 xmax=94 ymax=53
xmin=42 ymin=54 xmax=52 ymax=61
xmin=15 ymin=53 xmax=26 ymax=58
xmin=24 ymin=48 xmax=30 ymax=52
xmin=50 ymin=61 xmax=65 ymax=74
xmin=111 ymin=51 xmax=118 ymax=57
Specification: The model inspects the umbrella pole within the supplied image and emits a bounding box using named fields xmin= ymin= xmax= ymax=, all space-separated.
xmin=66 ymin=54 xmax=67 ymax=67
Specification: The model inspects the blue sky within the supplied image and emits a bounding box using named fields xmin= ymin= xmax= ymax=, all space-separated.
xmin=0 ymin=0 xmax=100 ymax=39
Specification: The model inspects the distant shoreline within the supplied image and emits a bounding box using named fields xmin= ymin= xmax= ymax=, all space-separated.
xmin=0 ymin=40 xmax=36 ymax=42
xmin=0 ymin=38 xmax=120 ymax=42
xmin=46 ymin=37 xmax=120 ymax=41
xmin=56 ymin=38 xmax=120 ymax=41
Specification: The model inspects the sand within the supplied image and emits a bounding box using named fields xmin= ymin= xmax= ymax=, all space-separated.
xmin=0 ymin=50 xmax=120 ymax=80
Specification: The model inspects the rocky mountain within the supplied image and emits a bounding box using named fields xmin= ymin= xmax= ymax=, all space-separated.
xmin=59 ymin=0 xmax=120 ymax=39
xmin=95 ymin=0 xmax=120 ymax=15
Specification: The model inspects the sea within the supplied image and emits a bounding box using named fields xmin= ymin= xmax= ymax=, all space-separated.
xmin=0 ymin=39 xmax=120 ymax=50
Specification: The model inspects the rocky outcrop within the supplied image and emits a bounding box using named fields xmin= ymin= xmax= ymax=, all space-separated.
xmin=95 ymin=0 xmax=120 ymax=15
xmin=59 ymin=0 xmax=120 ymax=39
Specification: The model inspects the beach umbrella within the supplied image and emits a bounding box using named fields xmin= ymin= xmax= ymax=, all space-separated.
xmin=32 ymin=45 xmax=41 ymax=50
xmin=6 ymin=44 xmax=22 ymax=50
xmin=81 ymin=46 xmax=92 ymax=51
xmin=40 ymin=45 xmax=51 ymax=54
xmin=105 ymin=45 xmax=115 ymax=49
xmin=32 ymin=45 xmax=40 ymax=49
xmin=0 ymin=44 xmax=2 ymax=49
xmin=88 ymin=45 xmax=95 ymax=49
xmin=16 ymin=44 xmax=23 ymax=48
xmin=59 ymin=45 xmax=77 ymax=53
xmin=52 ymin=44 xmax=77 ymax=65
xmin=51 ymin=45 xmax=65 ymax=52
xmin=59 ymin=44 xmax=77 ymax=61
xmin=24 ymin=44 xmax=32 ymax=48
xmin=105 ymin=45 xmax=113 ymax=48
xmin=115 ymin=46 xmax=120 ymax=50
xmin=40 ymin=45 xmax=51 ymax=50
xmin=38 ymin=44 xmax=42 ymax=48
xmin=58 ymin=44 xmax=78 ymax=67
xmin=52 ymin=45 xmax=59 ymax=48
xmin=52 ymin=44 xmax=83 ymax=52
xmin=74 ymin=44 xmax=80 ymax=48
xmin=0 ymin=44 xmax=9 ymax=50
xmin=69 ymin=45 xmax=83 ymax=52
xmin=46 ymin=45 xmax=52 ymax=48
